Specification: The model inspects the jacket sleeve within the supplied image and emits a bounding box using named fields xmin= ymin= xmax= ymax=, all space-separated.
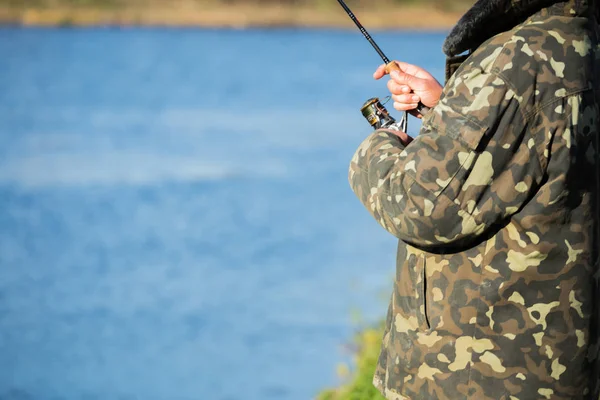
xmin=349 ymin=65 xmax=545 ymax=249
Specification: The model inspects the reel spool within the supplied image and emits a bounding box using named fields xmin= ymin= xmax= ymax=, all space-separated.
xmin=361 ymin=97 xmax=407 ymax=132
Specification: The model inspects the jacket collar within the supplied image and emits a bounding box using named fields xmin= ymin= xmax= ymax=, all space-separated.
xmin=443 ymin=0 xmax=597 ymax=57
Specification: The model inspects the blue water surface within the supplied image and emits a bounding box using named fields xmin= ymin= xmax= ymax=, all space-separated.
xmin=0 ymin=27 xmax=447 ymax=400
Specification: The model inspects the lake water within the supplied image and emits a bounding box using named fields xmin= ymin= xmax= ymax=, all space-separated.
xmin=0 ymin=27 xmax=447 ymax=400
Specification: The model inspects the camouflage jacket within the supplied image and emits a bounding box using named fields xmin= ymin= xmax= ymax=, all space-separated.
xmin=349 ymin=0 xmax=600 ymax=399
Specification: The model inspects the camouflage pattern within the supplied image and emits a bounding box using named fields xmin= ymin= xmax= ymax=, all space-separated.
xmin=349 ymin=1 xmax=600 ymax=399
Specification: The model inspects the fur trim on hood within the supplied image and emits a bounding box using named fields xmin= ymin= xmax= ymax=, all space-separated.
xmin=443 ymin=0 xmax=597 ymax=56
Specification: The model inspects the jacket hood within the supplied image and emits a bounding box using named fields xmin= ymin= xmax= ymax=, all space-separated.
xmin=443 ymin=0 xmax=598 ymax=57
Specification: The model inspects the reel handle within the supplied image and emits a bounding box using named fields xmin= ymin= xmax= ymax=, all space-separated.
xmin=385 ymin=61 xmax=430 ymax=116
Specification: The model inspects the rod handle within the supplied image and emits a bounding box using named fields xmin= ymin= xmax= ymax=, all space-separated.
xmin=385 ymin=61 xmax=430 ymax=116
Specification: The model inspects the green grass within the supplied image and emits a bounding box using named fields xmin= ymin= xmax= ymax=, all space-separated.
xmin=317 ymin=324 xmax=387 ymax=400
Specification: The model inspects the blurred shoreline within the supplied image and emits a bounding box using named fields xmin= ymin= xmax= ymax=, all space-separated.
xmin=0 ymin=4 xmax=465 ymax=29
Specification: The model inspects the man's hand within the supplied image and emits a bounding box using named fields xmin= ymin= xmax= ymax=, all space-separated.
xmin=379 ymin=128 xmax=413 ymax=146
xmin=373 ymin=61 xmax=443 ymax=117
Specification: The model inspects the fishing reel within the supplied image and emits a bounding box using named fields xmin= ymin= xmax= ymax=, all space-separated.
xmin=361 ymin=97 xmax=408 ymax=133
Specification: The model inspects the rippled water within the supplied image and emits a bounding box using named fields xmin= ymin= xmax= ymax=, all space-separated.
xmin=0 ymin=27 xmax=447 ymax=399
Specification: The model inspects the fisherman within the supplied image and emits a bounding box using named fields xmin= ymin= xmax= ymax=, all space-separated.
xmin=348 ymin=0 xmax=600 ymax=399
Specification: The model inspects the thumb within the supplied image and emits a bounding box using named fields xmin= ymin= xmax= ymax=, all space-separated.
xmin=390 ymin=70 xmax=427 ymax=90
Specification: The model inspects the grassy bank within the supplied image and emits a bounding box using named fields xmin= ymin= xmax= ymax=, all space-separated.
xmin=0 ymin=1 xmax=470 ymax=29
xmin=318 ymin=324 xmax=386 ymax=400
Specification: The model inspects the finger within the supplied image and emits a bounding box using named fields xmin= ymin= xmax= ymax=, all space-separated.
xmin=389 ymin=82 xmax=411 ymax=94
xmin=388 ymin=79 xmax=407 ymax=95
xmin=392 ymin=94 xmax=421 ymax=104
xmin=390 ymin=70 xmax=428 ymax=91
xmin=393 ymin=60 xmax=418 ymax=73
xmin=388 ymin=79 xmax=421 ymax=96
xmin=408 ymin=110 xmax=423 ymax=119
xmin=393 ymin=60 xmax=432 ymax=79
xmin=373 ymin=64 xmax=388 ymax=80
xmin=393 ymin=102 xmax=419 ymax=111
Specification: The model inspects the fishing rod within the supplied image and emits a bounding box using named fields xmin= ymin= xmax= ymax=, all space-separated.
xmin=336 ymin=0 xmax=390 ymax=65
xmin=336 ymin=0 xmax=430 ymax=126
